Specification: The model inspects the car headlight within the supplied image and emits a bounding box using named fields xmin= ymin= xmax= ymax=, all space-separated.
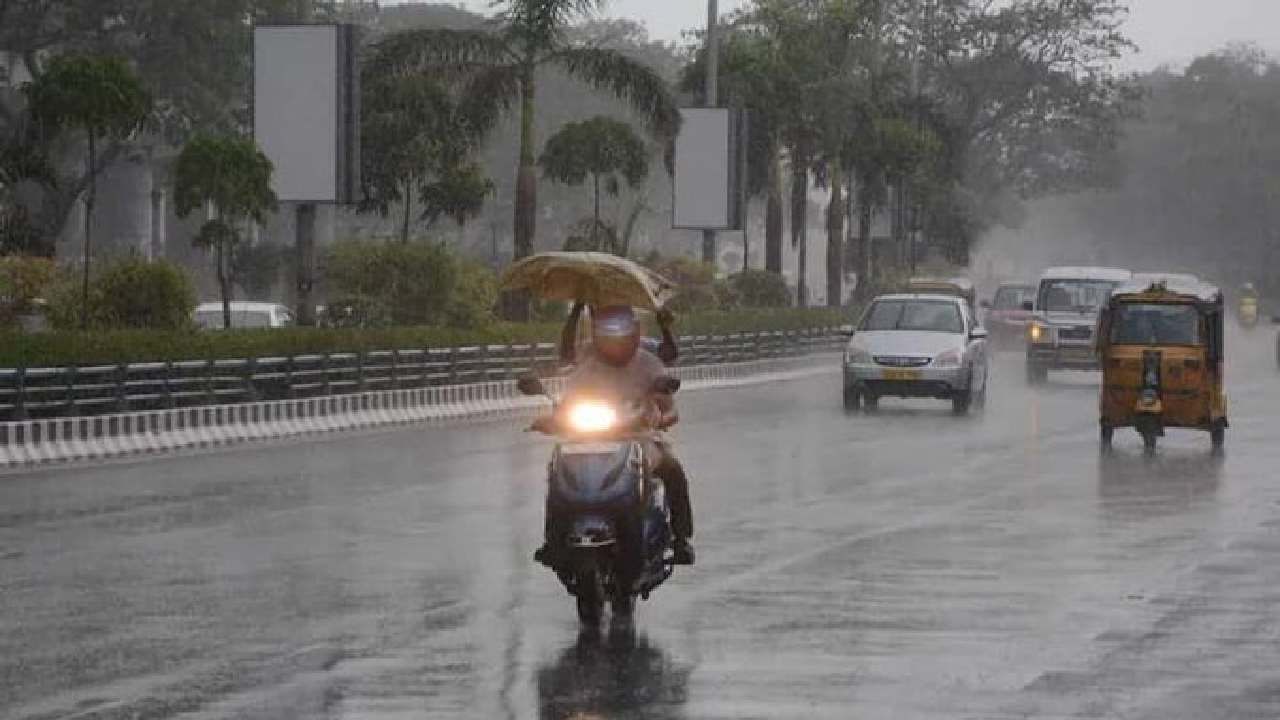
xmin=934 ymin=348 xmax=963 ymax=368
xmin=566 ymin=401 xmax=618 ymax=433
xmin=844 ymin=346 xmax=873 ymax=365
xmin=1028 ymin=322 xmax=1051 ymax=343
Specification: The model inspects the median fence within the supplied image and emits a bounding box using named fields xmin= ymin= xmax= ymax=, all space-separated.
xmin=0 ymin=329 xmax=843 ymax=470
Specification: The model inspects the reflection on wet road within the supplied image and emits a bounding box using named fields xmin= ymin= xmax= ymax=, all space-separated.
xmin=3 ymin=330 xmax=1280 ymax=718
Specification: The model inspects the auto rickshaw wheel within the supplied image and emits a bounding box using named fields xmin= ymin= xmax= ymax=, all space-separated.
xmin=1141 ymin=431 xmax=1158 ymax=456
xmin=1211 ymin=425 xmax=1226 ymax=450
xmin=1100 ymin=425 xmax=1114 ymax=449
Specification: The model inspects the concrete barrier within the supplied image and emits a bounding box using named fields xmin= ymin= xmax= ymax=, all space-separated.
xmin=0 ymin=353 xmax=837 ymax=471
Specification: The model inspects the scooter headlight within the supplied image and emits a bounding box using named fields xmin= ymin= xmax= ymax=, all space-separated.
xmin=566 ymin=401 xmax=618 ymax=433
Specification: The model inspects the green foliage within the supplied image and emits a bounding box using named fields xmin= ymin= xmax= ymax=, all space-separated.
xmin=445 ymin=260 xmax=499 ymax=329
xmin=643 ymin=253 xmax=719 ymax=312
xmin=0 ymin=255 xmax=57 ymax=326
xmin=540 ymin=116 xmax=650 ymax=193
xmin=24 ymin=55 xmax=151 ymax=141
xmin=0 ymin=308 xmax=849 ymax=367
xmin=368 ymin=1 xmax=682 ymax=268
xmin=325 ymin=238 xmax=489 ymax=328
xmin=174 ymin=134 xmax=278 ymax=223
xmin=724 ymin=270 xmax=792 ymax=309
xmin=357 ymin=61 xmax=498 ymax=241
xmin=46 ymin=257 xmax=195 ymax=331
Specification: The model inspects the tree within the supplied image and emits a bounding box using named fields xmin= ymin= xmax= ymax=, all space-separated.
xmin=173 ymin=133 xmax=278 ymax=329
xmin=23 ymin=55 xmax=151 ymax=329
xmin=0 ymin=1 xmax=322 ymax=248
xmin=539 ymin=116 xmax=649 ymax=253
xmin=358 ymin=60 xmax=498 ymax=243
xmin=368 ymin=0 xmax=682 ymax=317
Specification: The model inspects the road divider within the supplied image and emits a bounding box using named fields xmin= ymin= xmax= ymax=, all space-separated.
xmin=0 ymin=354 xmax=838 ymax=471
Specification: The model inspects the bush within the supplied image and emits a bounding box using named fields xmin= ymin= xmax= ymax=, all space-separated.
xmin=445 ymin=260 xmax=498 ymax=329
xmin=643 ymin=252 xmax=719 ymax=312
xmin=726 ymin=269 xmax=792 ymax=308
xmin=0 ymin=255 xmax=57 ymax=327
xmin=326 ymin=239 xmax=483 ymax=327
xmin=0 ymin=307 xmax=854 ymax=367
xmin=46 ymin=257 xmax=195 ymax=331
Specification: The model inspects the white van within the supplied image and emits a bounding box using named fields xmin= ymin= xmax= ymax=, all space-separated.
xmin=194 ymin=301 xmax=294 ymax=330
xmin=1025 ymin=266 xmax=1131 ymax=383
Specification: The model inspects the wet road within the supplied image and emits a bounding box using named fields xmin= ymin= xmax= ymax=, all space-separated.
xmin=3 ymin=331 xmax=1280 ymax=719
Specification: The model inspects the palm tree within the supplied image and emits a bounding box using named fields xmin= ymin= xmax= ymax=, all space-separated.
xmin=368 ymin=0 xmax=681 ymax=315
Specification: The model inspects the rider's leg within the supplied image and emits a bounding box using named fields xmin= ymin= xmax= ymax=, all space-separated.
xmin=653 ymin=444 xmax=695 ymax=564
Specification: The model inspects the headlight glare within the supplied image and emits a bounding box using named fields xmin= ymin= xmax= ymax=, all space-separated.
xmin=567 ymin=401 xmax=618 ymax=433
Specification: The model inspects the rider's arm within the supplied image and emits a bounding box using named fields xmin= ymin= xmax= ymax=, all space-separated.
xmin=653 ymin=390 xmax=678 ymax=430
xmin=559 ymin=302 xmax=586 ymax=365
xmin=656 ymin=307 xmax=679 ymax=366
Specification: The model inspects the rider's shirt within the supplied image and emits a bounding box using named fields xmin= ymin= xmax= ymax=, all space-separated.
xmin=566 ymin=347 xmax=671 ymax=404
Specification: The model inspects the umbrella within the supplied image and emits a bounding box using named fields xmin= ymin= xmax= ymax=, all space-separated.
xmin=500 ymin=252 xmax=677 ymax=311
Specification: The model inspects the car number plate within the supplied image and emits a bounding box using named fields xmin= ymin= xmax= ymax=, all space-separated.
xmin=882 ymin=368 xmax=922 ymax=381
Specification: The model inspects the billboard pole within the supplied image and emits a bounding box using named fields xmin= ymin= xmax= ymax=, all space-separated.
xmin=702 ymin=0 xmax=719 ymax=265
xmin=296 ymin=204 xmax=316 ymax=326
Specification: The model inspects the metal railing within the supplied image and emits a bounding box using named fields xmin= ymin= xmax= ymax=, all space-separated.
xmin=0 ymin=328 xmax=844 ymax=421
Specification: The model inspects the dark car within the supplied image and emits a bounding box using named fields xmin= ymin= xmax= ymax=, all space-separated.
xmin=982 ymin=283 xmax=1036 ymax=350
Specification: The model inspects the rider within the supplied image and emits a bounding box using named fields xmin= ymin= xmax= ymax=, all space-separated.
xmin=537 ymin=304 xmax=696 ymax=566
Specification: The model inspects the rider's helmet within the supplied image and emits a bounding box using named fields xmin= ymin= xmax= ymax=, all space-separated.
xmin=592 ymin=305 xmax=640 ymax=367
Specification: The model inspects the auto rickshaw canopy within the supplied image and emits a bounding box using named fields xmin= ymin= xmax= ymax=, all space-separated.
xmin=500 ymin=252 xmax=677 ymax=311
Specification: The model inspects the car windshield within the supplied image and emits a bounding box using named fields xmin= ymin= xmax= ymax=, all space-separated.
xmin=1110 ymin=303 xmax=1201 ymax=345
xmin=861 ymin=300 xmax=964 ymax=333
xmin=993 ymin=286 xmax=1033 ymax=310
xmin=1038 ymin=280 xmax=1119 ymax=312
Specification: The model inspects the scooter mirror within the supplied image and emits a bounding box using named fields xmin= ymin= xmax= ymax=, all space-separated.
xmin=652 ymin=377 xmax=682 ymax=395
xmin=517 ymin=373 xmax=546 ymax=396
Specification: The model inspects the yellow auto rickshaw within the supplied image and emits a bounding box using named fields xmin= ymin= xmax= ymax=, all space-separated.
xmin=1097 ymin=278 xmax=1227 ymax=454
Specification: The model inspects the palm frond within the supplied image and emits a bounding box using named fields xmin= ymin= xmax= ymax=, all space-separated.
xmin=457 ymin=66 xmax=522 ymax=141
xmin=368 ymin=28 xmax=517 ymax=76
xmin=550 ymin=47 xmax=682 ymax=142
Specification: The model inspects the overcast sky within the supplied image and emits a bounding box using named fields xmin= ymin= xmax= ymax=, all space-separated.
xmin=412 ymin=0 xmax=1280 ymax=70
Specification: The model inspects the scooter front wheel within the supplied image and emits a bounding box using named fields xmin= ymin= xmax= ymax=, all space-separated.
xmin=576 ymin=569 xmax=604 ymax=626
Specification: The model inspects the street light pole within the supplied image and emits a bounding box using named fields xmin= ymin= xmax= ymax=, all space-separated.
xmin=702 ymin=0 xmax=719 ymax=265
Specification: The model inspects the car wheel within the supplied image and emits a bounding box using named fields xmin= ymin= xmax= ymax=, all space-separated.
xmin=842 ymin=386 xmax=862 ymax=412
xmin=952 ymin=389 xmax=972 ymax=416
xmin=974 ymin=369 xmax=989 ymax=410
xmin=863 ymin=394 xmax=880 ymax=412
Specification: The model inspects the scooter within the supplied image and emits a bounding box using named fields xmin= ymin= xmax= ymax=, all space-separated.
xmin=519 ymin=374 xmax=681 ymax=626
xmin=1239 ymin=296 xmax=1259 ymax=328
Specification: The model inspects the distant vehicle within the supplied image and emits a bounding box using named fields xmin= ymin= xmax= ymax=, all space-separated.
xmin=194 ymin=301 xmax=294 ymax=330
xmin=906 ymin=276 xmax=976 ymax=311
xmin=982 ymin=282 xmax=1036 ymax=350
xmin=842 ymin=293 xmax=989 ymax=415
xmin=1024 ymin=266 xmax=1132 ymax=384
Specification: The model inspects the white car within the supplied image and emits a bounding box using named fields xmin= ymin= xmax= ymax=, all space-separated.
xmin=1025 ymin=266 xmax=1131 ymax=383
xmin=194 ymin=301 xmax=294 ymax=330
xmin=842 ymin=294 xmax=990 ymax=415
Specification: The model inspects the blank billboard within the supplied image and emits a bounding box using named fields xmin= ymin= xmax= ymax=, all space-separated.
xmin=254 ymin=25 xmax=359 ymax=204
xmin=672 ymin=108 xmax=744 ymax=230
